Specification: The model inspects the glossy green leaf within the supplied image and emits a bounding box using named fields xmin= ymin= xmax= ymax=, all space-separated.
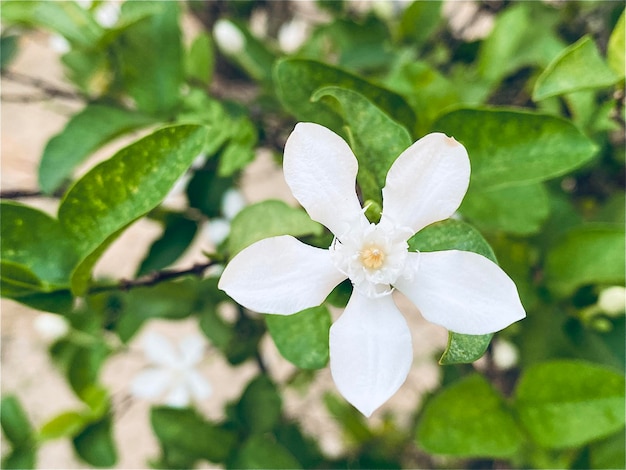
xmin=266 ymin=306 xmax=331 ymax=370
xmin=1 ymin=201 xmax=77 ymax=288
xmin=439 ymin=333 xmax=493 ymax=365
xmin=39 ymin=104 xmax=155 ymax=194
xmin=185 ymin=32 xmax=214 ymax=86
xmin=116 ymin=1 xmax=183 ymax=116
xmin=227 ymin=200 xmax=323 ymax=256
xmin=1 ymin=396 xmax=35 ymax=447
xmin=72 ymin=417 xmax=117 ymax=468
xmin=608 ymin=10 xmax=625 ymax=77
xmin=311 ymin=86 xmax=412 ymax=205
xmin=460 ymin=183 xmax=550 ymax=235
xmin=514 ymin=360 xmax=625 ymax=448
xmin=231 ymin=434 xmax=302 ymax=470
xmin=39 ymin=411 xmax=87 ymax=440
xmin=0 ymin=261 xmax=44 ymax=297
xmin=151 ymin=407 xmax=237 ymax=463
xmin=57 ymin=125 xmax=207 ymax=295
xmin=236 ymin=376 xmax=282 ymax=434
xmin=417 ymin=374 xmax=523 ymax=457
xmin=545 ymin=224 xmax=625 ymax=296
xmin=434 ymin=108 xmax=598 ymax=190
xmin=274 ymin=58 xmax=415 ymax=133
xmin=533 ymin=36 xmax=620 ymax=101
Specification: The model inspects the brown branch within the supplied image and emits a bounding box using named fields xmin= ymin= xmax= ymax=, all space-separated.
xmin=1 ymin=189 xmax=44 ymax=199
xmin=1 ymin=69 xmax=83 ymax=102
xmin=88 ymin=260 xmax=219 ymax=295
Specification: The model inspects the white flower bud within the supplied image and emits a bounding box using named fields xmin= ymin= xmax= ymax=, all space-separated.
xmin=33 ymin=313 xmax=70 ymax=343
xmin=598 ymin=286 xmax=626 ymax=316
xmin=49 ymin=35 xmax=70 ymax=54
xmin=214 ymin=19 xmax=246 ymax=55
xmin=94 ymin=2 xmax=120 ymax=28
xmin=278 ymin=19 xmax=309 ymax=53
xmin=222 ymin=188 xmax=246 ymax=220
xmin=492 ymin=339 xmax=519 ymax=370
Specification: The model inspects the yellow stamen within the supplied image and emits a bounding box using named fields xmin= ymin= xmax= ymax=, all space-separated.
xmin=361 ymin=247 xmax=385 ymax=269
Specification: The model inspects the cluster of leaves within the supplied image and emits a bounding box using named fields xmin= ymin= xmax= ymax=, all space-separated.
xmin=1 ymin=1 xmax=624 ymax=469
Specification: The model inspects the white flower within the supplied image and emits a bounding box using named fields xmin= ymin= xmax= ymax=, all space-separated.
xmin=131 ymin=332 xmax=211 ymax=408
xmin=492 ymin=339 xmax=519 ymax=370
xmin=597 ymin=286 xmax=626 ymax=317
xmin=93 ymin=1 xmax=120 ymax=28
xmin=49 ymin=35 xmax=70 ymax=54
xmin=202 ymin=188 xmax=247 ymax=246
xmin=278 ymin=18 xmax=309 ymax=53
xmin=218 ymin=122 xmax=525 ymax=416
xmin=33 ymin=313 xmax=70 ymax=343
xmin=213 ymin=19 xmax=246 ymax=55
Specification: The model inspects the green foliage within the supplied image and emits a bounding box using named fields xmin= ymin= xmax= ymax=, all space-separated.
xmin=607 ymin=10 xmax=625 ymax=77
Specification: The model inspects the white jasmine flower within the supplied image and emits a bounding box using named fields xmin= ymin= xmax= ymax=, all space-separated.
xmin=93 ymin=1 xmax=120 ymax=28
xmin=202 ymin=188 xmax=246 ymax=246
xmin=33 ymin=313 xmax=70 ymax=343
xmin=492 ymin=339 xmax=519 ymax=370
xmin=49 ymin=35 xmax=70 ymax=54
xmin=131 ymin=332 xmax=211 ymax=408
xmin=219 ymin=123 xmax=525 ymax=417
xmin=278 ymin=18 xmax=309 ymax=53
xmin=598 ymin=286 xmax=626 ymax=317
xmin=213 ymin=19 xmax=246 ymax=55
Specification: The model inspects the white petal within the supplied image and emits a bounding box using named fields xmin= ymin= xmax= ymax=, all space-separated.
xmin=131 ymin=369 xmax=172 ymax=399
xmin=395 ymin=251 xmax=526 ymax=335
xmin=283 ymin=123 xmax=367 ymax=237
xmin=164 ymin=382 xmax=191 ymax=408
xmin=185 ymin=370 xmax=212 ymax=401
xmin=380 ymin=133 xmax=470 ymax=234
xmin=219 ymin=235 xmax=346 ymax=314
xmin=329 ymin=292 xmax=413 ymax=417
xmin=143 ymin=332 xmax=177 ymax=368
xmin=178 ymin=335 xmax=206 ymax=367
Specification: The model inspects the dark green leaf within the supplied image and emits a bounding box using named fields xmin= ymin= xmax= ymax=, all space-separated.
xmin=0 ymin=35 xmax=18 ymax=70
xmin=311 ymin=86 xmax=412 ymax=205
xmin=1 ymin=396 xmax=35 ymax=447
xmin=68 ymin=343 xmax=109 ymax=398
xmin=0 ymin=261 xmax=43 ymax=297
xmin=417 ymin=374 xmax=523 ymax=457
xmin=274 ymin=58 xmax=416 ymax=133
xmin=545 ymin=224 xmax=625 ymax=296
xmin=230 ymin=434 xmax=301 ymax=469
xmin=151 ymin=407 xmax=237 ymax=463
xmin=590 ymin=428 xmax=625 ymax=470
xmin=57 ymin=125 xmax=208 ymax=295
xmin=514 ymin=360 xmax=625 ymax=448
xmin=39 ymin=104 xmax=155 ymax=194
xmin=266 ymin=306 xmax=331 ymax=369
xmin=533 ymin=36 xmax=620 ymax=101
xmin=227 ymin=200 xmax=323 ymax=256
xmin=236 ymin=376 xmax=282 ymax=434
xmin=434 ymin=108 xmax=598 ymax=190
xmin=72 ymin=416 xmax=117 ymax=468
xmin=2 ymin=448 xmax=36 ymax=470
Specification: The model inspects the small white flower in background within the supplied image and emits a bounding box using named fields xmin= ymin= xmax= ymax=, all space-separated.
xmin=597 ymin=286 xmax=626 ymax=317
xmin=202 ymin=188 xmax=247 ymax=246
xmin=131 ymin=331 xmax=211 ymax=408
xmin=278 ymin=18 xmax=309 ymax=53
xmin=219 ymin=122 xmax=525 ymax=416
xmin=33 ymin=313 xmax=70 ymax=343
xmin=49 ymin=35 xmax=71 ymax=54
xmin=492 ymin=339 xmax=519 ymax=370
xmin=93 ymin=1 xmax=120 ymax=28
xmin=213 ymin=19 xmax=246 ymax=55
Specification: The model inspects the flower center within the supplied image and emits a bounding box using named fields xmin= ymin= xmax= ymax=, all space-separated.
xmin=360 ymin=246 xmax=385 ymax=269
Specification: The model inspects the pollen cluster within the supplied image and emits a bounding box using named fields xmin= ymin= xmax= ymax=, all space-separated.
xmin=360 ymin=246 xmax=385 ymax=269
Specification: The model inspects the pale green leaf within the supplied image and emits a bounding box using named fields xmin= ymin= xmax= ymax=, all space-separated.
xmin=39 ymin=412 xmax=87 ymax=440
xmin=227 ymin=200 xmax=323 ymax=256
xmin=185 ymin=32 xmax=214 ymax=86
xmin=266 ymin=306 xmax=331 ymax=370
xmin=533 ymin=36 xmax=620 ymax=101
xmin=57 ymin=125 xmax=208 ymax=295
xmin=232 ymin=435 xmax=301 ymax=470
xmin=608 ymin=10 xmax=625 ymax=78
xmin=434 ymin=107 xmax=598 ymax=190
xmin=417 ymin=374 xmax=523 ymax=457
xmin=514 ymin=360 xmax=625 ymax=448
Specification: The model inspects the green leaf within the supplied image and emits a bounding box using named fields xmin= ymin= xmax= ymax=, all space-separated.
xmin=116 ymin=1 xmax=183 ymax=116
xmin=217 ymin=117 xmax=257 ymax=177
xmin=72 ymin=417 xmax=117 ymax=468
xmin=231 ymin=434 xmax=302 ymax=470
xmin=460 ymin=183 xmax=550 ymax=235
xmin=514 ymin=360 xmax=625 ymax=448
xmin=434 ymin=107 xmax=598 ymax=190
xmin=236 ymin=376 xmax=282 ymax=434
xmin=185 ymin=32 xmax=214 ymax=86
xmin=266 ymin=306 xmax=331 ymax=369
xmin=2 ymin=448 xmax=36 ymax=470
xmin=0 ymin=35 xmax=18 ymax=70
xmin=274 ymin=58 xmax=416 ymax=133
xmin=151 ymin=407 xmax=237 ymax=463
xmin=227 ymin=200 xmax=323 ymax=256
xmin=57 ymin=125 xmax=208 ymax=295
xmin=544 ymin=224 xmax=625 ymax=296
xmin=590 ymin=428 xmax=625 ymax=470
xmin=533 ymin=36 xmax=620 ymax=101
xmin=39 ymin=411 xmax=87 ymax=440
xmin=311 ymin=86 xmax=412 ymax=205
xmin=439 ymin=333 xmax=493 ymax=365
xmin=1 ymin=201 xmax=78 ymax=287
xmin=6 ymin=290 xmax=74 ymax=315
xmin=608 ymin=10 xmax=625 ymax=78
xmin=0 ymin=261 xmax=44 ymax=297
xmin=417 ymin=374 xmax=523 ymax=457
xmin=398 ymin=0 xmax=442 ymax=46
xmin=38 ymin=104 xmax=155 ymax=194
xmin=323 ymin=393 xmax=373 ymax=442
xmin=68 ymin=343 xmax=109 ymax=398
xmin=1 ymin=396 xmax=35 ymax=447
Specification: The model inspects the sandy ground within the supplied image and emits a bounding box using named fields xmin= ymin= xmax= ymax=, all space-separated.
xmin=1 ymin=20 xmax=449 ymax=470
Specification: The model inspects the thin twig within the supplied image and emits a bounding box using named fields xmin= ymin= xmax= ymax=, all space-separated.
xmin=1 ymin=189 xmax=44 ymax=199
xmin=1 ymin=69 xmax=83 ymax=102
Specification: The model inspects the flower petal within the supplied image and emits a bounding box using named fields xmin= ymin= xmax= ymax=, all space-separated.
xmin=395 ymin=251 xmax=526 ymax=335
xmin=329 ymin=291 xmax=413 ymax=417
xmin=219 ymin=235 xmax=346 ymax=314
xmin=142 ymin=332 xmax=177 ymax=368
xmin=131 ymin=369 xmax=172 ymax=399
xmin=178 ymin=335 xmax=206 ymax=367
xmin=164 ymin=382 xmax=191 ymax=408
xmin=185 ymin=370 xmax=212 ymax=401
xmin=283 ymin=122 xmax=367 ymax=237
xmin=380 ymin=133 xmax=470 ymax=234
